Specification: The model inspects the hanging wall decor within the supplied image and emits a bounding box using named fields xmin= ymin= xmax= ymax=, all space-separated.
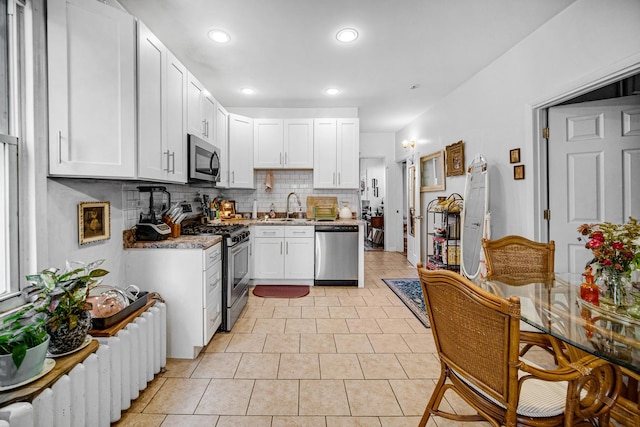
xmin=445 ymin=140 xmax=465 ymax=177
xmin=78 ymin=201 xmax=111 ymax=244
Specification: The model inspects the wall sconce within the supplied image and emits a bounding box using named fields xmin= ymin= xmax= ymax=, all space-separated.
xmin=402 ymin=140 xmax=416 ymax=150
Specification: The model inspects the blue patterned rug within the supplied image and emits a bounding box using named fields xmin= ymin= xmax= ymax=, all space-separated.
xmin=382 ymin=278 xmax=430 ymax=328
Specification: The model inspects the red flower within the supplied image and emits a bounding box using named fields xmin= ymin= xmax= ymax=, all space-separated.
xmin=611 ymin=241 xmax=624 ymax=250
xmin=586 ymin=239 xmax=602 ymax=249
xmin=600 ymin=259 xmax=613 ymax=266
xmin=591 ymin=231 xmax=605 ymax=242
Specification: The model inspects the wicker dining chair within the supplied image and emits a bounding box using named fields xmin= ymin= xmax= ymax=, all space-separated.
xmin=416 ymin=267 xmax=621 ymax=427
xmin=483 ymin=235 xmax=556 ymax=357
xmin=610 ymin=367 xmax=640 ymax=426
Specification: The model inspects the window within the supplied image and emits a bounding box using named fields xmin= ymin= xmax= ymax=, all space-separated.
xmin=1 ymin=0 xmax=27 ymax=296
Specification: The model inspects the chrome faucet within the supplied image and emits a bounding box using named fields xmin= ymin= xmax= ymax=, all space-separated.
xmin=286 ymin=192 xmax=302 ymax=218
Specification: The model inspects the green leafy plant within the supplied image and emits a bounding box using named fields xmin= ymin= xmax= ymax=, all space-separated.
xmin=22 ymin=260 xmax=109 ymax=332
xmin=0 ymin=308 xmax=47 ymax=369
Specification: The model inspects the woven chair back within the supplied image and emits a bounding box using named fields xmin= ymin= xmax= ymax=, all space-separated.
xmin=418 ymin=268 xmax=521 ymax=405
xmin=483 ymin=235 xmax=555 ymax=277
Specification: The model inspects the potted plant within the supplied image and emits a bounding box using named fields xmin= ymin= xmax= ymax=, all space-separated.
xmin=0 ymin=308 xmax=49 ymax=386
xmin=23 ymin=259 xmax=109 ymax=355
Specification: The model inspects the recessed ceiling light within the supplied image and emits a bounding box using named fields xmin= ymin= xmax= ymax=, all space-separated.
xmin=241 ymin=87 xmax=256 ymax=95
xmin=336 ymin=28 xmax=359 ymax=43
xmin=208 ymin=29 xmax=231 ymax=43
xmin=325 ymin=88 xmax=341 ymax=96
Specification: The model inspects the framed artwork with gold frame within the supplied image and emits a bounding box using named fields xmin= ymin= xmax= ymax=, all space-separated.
xmin=420 ymin=150 xmax=446 ymax=192
xmin=514 ymin=165 xmax=525 ymax=180
xmin=78 ymin=201 xmax=111 ymax=245
xmin=445 ymin=140 xmax=465 ymax=177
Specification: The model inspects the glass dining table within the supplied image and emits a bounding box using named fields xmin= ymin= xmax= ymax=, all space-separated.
xmin=477 ymin=272 xmax=640 ymax=374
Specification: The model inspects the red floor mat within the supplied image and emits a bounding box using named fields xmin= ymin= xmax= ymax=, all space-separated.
xmin=252 ymin=285 xmax=310 ymax=298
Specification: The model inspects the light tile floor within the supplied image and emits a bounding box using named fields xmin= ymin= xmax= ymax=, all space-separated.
xmin=115 ymin=251 xmax=516 ymax=426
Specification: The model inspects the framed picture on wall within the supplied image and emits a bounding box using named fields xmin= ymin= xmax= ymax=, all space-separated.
xmin=78 ymin=201 xmax=111 ymax=245
xmin=445 ymin=140 xmax=465 ymax=177
xmin=514 ymin=165 xmax=525 ymax=180
xmin=420 ymin=150 xmax=446 ymax=192
xmin=510 ymin=148 xmax=521 ymax=164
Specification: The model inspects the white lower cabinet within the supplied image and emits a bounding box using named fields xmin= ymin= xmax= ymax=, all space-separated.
xmin=124 ymin=243 xmax=222 ymax=359
xmin=252 ymin=226 xmax=314 ymax=280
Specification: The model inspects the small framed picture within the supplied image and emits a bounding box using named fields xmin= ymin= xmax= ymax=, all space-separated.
xmin=445 ymin=140 xmax=465 ymax=177
xmin=78 ymin=201 xmax=111 ymax=245
xmin=510 ymin=148 xmax=521 ymax=164
xmin=514 ymin=165 xmax=525 ymax=180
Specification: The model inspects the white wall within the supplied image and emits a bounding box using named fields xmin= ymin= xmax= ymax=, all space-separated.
xmin=396 ymin=0 xmax=640 ymax=240
xmin=359 ymin=132 xmax=401 ymax=251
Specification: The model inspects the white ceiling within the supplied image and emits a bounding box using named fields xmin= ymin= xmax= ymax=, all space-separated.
xmin=117 ymin=0 xmax=577 ymax=133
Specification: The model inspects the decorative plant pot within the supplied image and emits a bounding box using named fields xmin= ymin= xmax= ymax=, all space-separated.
xmin=47 ymin=310 xmax=91 ymax=355
xmin=0 ymin=335 xmax=49 ymax=386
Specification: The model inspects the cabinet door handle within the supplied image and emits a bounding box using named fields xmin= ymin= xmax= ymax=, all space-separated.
xmin=338 ymin=173 xmax=341 ymax=185
xmin=57 ymin=131 xmax=62 ymax=163
xmin=279 ymin=152 xmax=282 ymax=165
xmin=164 ymin=150 xmax=171 ymax=172
xmin=333 ymin=173 xmax=336 ymax=185
xmin=286 ymin=241 xmax=289 ymax=254
xmin=202 ymin=119 xmax=207 ymax=136
xmin=232 ymin=171 xmax=235 ymax=183
xmin=170 ymin=151 xmax=176 ymax=173
xmin=284 ymin=152 xmax=287 ymax=165
xmin=280 ymin=241 xmax=283 ymax=254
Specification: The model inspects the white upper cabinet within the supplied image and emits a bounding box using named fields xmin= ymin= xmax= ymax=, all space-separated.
xmin=187 ymin=73 xmax=216 ymax=145
xmin=228 ymin=114 xmax=254 ymax=188
xmin=254 ymin=119 xmax=313 ymax=169
xmin=48 ymin=0 xmax=136 ymax=178
xmin=284 ymin=119 xmax=314 ymax=168
xmin=137 ymin=21 xmax=187 ymax=183
xmin=254 ymin=119 xmax=284 ymax=168
xmin=216 ymin=103 xmax=230 ymax=188
xmin=313 ymin=118 xmax=359 ymax=188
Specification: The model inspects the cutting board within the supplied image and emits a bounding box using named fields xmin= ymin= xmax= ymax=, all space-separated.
xmin=306 ymin=196 xmax=338 ymax=219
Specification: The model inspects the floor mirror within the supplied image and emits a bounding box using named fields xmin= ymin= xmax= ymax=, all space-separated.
xmin=460 ymin=154 xmax=488 ymax=279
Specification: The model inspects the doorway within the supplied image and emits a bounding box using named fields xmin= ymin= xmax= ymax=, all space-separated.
xmin=538 ymin=72 xmax=640 ymax=272
xmin=359 ymin=157 xmax=385 ymax=251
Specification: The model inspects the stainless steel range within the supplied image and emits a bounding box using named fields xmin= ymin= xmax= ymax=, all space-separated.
xmin=182 ymin=222 xmax=250 ymax=331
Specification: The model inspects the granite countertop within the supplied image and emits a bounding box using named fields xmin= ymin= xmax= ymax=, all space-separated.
xmin=210 ymin=218 xmax=365 ymax=226
xmin=124 ymin=233 xmax=222 ymax=250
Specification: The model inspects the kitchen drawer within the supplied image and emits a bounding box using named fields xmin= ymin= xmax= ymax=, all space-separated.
xmin=285 ymin=226 xmax=314 ymax=238
xmin=204 ymin=260 xmax=222 ymax=307
xmin=254 ymin=226 xmax=285 ymax=238
xmin=204 ymin=303 xmax=221 ymax=344
xmin=203 ymin=243 xmax=222 ymax=271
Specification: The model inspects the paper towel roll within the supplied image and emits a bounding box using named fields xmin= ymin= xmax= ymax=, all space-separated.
xmin=252 ymin=200 xmax=258 ymax=219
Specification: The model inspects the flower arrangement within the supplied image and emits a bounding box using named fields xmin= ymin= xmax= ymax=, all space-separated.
xmin=577 ymin=217 xmax=640 ymax=274
xmin=578 ymin=217 xmax=640 ymax=308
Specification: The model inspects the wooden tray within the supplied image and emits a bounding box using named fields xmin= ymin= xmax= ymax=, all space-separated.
xmin=306 ymin=196 xmax=338 ymax=219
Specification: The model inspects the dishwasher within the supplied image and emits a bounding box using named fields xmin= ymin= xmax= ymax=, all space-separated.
xmin=315 ymin=224 xmax=359 ymax=285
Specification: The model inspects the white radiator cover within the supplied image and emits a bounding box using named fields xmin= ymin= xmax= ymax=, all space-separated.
xmin=0 ymin=303 xmax=166 ymax=426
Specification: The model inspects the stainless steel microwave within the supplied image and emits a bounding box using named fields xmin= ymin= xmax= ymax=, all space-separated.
xmin=188 ymin=134 xmax=220 ymax=184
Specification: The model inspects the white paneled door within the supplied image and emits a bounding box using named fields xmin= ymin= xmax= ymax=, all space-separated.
xmin=548 ymin=95 xmax=640 ymax=273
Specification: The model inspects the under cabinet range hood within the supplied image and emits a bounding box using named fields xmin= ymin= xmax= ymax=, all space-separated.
xmin=188 ymin=134 xmax=220 ymax=184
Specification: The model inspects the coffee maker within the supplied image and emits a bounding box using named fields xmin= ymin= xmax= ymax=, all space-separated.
xmin=136 ymin=186 xmax=171 ymax=240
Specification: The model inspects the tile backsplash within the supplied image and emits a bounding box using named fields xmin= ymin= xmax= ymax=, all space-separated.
xmin=122 ymin=170 xmax=359 ymax=229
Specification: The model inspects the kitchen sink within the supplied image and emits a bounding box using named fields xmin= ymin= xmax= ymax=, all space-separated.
xmin=262 ymin=218 xmax=311 ymax=223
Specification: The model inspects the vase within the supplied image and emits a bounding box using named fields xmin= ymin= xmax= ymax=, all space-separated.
xmin=47 ymin=310 xmax=91 ymax=355
xmin=0 ymin=335 xmax=49 ymax=386
xmin=597 ymin=269 xmax=632 ymax=310
xmin=627 ymin=294 xmax=640 ymax=320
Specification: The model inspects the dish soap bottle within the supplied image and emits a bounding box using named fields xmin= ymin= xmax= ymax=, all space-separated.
xmin=269 ymin=203 xmax=277 ymax=218
xmin=339 ymin=201 xmax=352 ymax=219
